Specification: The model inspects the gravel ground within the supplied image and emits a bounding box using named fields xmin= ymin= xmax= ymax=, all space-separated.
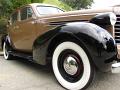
xmin=0 ymin=54 xmax=120 ymax=90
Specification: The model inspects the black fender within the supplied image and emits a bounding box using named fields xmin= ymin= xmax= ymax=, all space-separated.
xmin=33 ymin=22 xmax=117 ymax=72
xmin=1 ymin=34 xmax=11 ymax=49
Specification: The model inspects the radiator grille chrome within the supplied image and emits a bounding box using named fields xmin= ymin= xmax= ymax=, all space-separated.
xmin=115 ymin=15 xmax=120 ymax=43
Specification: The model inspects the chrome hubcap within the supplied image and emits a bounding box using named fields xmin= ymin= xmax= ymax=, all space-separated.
xmin=58 ymin=49 xmax=84 ymax=82
xmin=63 ymin=56 xmax=78 ymax=75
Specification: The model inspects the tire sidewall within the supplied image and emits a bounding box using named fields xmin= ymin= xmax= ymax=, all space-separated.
xmin=3 ymin=42 xmax=10 ymax=60
xmin=52 ymin=41 xmax=93 ymax=90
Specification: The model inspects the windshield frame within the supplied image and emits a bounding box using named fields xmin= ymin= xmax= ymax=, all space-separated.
xmin=36 ymin=5 xmax=64 ymax=15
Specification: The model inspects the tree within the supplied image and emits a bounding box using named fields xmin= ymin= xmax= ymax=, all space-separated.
xmin=10 ymin=0 xmax=31 ymax=10
xmin=31 ymin=0 xmax=44 ymax=3
xmin=0 ymin=0 xmax=32 ymax=17
xmin=0 ymin=0 xmax=12 ymax=17
xmin=60 ymin=0 xmax=93 ymax=10
xmin=43 ymin=0 xmax=72 ymax=11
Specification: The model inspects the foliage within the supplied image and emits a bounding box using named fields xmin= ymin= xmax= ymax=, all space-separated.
xmin=10 ymin=0 xmax=44 ymax=9
xmin=60 ymin=0 xmax=93 ymax=10
xmin=43 ymin=0 xmax=72 ymax=11
xmin=0 ymin=0 xmax=12 ymax=17
xmin=31 ymin=0 xmax=44 ymax=3
xmin=0 ymin=17 xmax=7 ymax=34
xmin=10 ymin=0 xmax=30 ymax=9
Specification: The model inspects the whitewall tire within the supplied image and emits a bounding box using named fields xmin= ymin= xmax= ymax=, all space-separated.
xmin=3 ymin=42 xmax=12 ymax=60
xmin=52 ymin=41 xmax=95 ymax=90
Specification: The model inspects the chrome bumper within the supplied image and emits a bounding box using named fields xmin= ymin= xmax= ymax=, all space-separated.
xmin=112 ymin=62 xmax=120 ymax=73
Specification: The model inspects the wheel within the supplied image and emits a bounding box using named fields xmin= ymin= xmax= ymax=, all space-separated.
xmin=52 ymin=41 xmax=95 ymax=90
xmin=3 ymin=42 xmax=12 ymax=60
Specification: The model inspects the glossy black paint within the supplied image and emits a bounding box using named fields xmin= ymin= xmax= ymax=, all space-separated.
xmin=1 ymin=35 xmax=12 ymax=50
xmin=90 ymin=13 xmax=112 ymax=27
xmin=33 ymin=22 xmax=117 ymax=72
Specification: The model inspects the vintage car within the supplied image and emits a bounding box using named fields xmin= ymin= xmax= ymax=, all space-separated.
xmin=1 ymin=3 xmax=120 ymax=90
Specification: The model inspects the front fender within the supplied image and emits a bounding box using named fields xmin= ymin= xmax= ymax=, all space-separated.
xmin=68 ymin=24 xmax=117 ymax=72
xmin=33 ymin=22 xmax=117 ymax=72
xmin=60 ymin=22 xmax=117 ymax=72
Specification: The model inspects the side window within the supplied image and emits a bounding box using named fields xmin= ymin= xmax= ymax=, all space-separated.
xmin=11 ymin=11 xmax=18 ymax=24
xmin=20 ymin=7 xmax=33 ymax=20
xmin=21 ymin=7 xmax=27 ymax=20
xmin=27 ymin=7 xmax=33 ymax=18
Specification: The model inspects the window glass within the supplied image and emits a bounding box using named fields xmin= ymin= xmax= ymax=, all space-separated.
xmin=11 ymin=11 xmax=18 ymax=24
xmin=27 ymin=7 xmax=33 ymax=18
xmin=36 ymin=6 xmax=64 ymax=15
xmin=20 ymin=7 xmax=33 ymax=20
xmin=21 ymin=7 xmax=27 ymax=20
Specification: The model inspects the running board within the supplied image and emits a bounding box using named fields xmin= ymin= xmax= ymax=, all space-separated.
xmin=8 ymin=51 xmax=33 ymax=61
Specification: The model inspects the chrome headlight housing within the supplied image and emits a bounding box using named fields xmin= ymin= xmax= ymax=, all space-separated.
xmin=90 ymin=12 xmax=117 ymax=26
xmin=109 ymin=12 xmax=117 ymax=26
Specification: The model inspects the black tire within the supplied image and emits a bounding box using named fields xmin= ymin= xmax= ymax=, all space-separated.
xmin=3 ymin=42 xmax=12 ymax=60
xmin=52 ymin=41 xmax=95 ymax=90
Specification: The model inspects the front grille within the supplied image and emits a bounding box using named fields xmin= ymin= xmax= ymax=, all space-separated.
xmin=115 ymin=15 xmax=120 ymax=43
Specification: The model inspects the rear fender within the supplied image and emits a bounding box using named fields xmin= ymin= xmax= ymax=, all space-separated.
xmin=1 ymin=35 xmax=11 ymax=49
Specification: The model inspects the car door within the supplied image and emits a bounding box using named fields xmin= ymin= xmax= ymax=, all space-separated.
xmin=12 ymin=7 xmax=37 ymax=52
xmin=8 ymin=10 xmax=20 ymax=49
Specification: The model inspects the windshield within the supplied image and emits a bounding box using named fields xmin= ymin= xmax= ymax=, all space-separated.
xmin=36 ymin=6 xmax=64 ymax=15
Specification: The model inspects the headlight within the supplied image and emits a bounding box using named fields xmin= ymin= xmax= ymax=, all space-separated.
xmin=90 ymin=12 xmax=117 ymax=26
xmin=109 ymin=12 xmax=117 ymax=26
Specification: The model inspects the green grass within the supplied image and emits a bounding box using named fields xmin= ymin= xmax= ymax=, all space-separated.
xmin=43 ymin=0 xmax=72 ymax=11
